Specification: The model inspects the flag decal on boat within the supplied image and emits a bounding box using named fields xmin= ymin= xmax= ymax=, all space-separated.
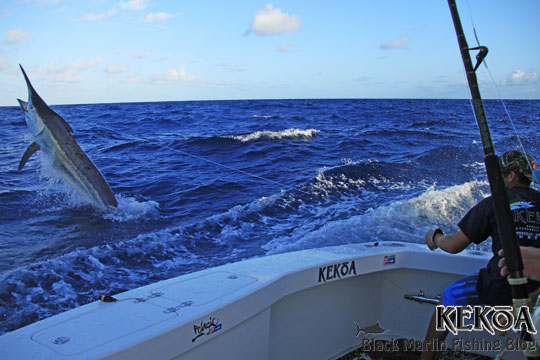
xmin=383 ymin=255 xmax=396 ymax=265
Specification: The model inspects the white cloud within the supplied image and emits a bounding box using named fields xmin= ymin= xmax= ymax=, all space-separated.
xmin=0 ymin=57 xmax=8 ymax=71
xmin=166 ymin=65 xmax=195 ymax=81
xmin=32 ymin=57 xmax=103 ymax=83
xmin=503 ymin=70 xmax=539 ymax=86
xmin=5 ymin=29 xmax=31 ymax=44
xmin=356 ymin=76 xmax=371 ymax=82
xmin=74 ymin=9 xmax=118 ymax=22
xmin=75 ymin=1 xmax=179 ymax=24
xmin=123 ymin=76 xmax=141 ymax=84
xmin=74 ymin=0 xmax=148 ymax=22
xmin=151 ymin=64 xmax=195 ymax=84
xmin=105 ymin=64 xmax=130 ymax=74
xmin=140 ymin=12 xmax=176 ymax=23
xmin=249 ymin=4 xmax=301 ymax=36
xmin=27 ymin=0 xmax=65 ymax=4
xmin=134 ymin=52 xmax=152 ymax=59
xmin=217 ymin=62 xmax=246 ymax=73
xmin=278 ymin=44 xmax=293 ymax=52
xmin=380 ymin=35 xmax=409 ymax=50
xmin=118 ymin=0 xmax=148 ymax=11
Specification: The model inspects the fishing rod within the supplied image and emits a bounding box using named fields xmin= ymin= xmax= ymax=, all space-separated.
xmin=447 ymin=0 xmax=539 ymax=358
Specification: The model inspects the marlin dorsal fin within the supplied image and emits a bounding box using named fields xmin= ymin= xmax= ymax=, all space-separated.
xmin=39 ymin=105 xmax=74 ymax=134
xmin=18 ymin=141 xmax=41 ymax=171
xmin=54 ymin=114 xmax=74 ymax=134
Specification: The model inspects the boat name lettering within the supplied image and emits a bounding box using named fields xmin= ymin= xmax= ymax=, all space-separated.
xmin=318 ymin=261 xmax=357 ymax=283
xmin=192 ymin=316 xmax=222 ymax=342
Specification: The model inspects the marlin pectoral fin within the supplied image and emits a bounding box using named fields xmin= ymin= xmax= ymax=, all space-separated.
xmin=18 ymin=142 xmax=41 ymax=171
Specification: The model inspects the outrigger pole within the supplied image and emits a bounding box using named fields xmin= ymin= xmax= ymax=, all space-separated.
xmin=447 ymin=0 xmax=539 ymax=358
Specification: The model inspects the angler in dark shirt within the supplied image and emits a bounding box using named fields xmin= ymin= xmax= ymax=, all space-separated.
xmin=420 ymin=150 xmax=540 ymax=360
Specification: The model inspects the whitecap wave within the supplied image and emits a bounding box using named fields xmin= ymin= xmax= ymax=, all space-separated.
xmin=228 ymin=128 xmax=320 ymax=142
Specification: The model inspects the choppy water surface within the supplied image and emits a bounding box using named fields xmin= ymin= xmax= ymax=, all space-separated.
xmin=1 ymin=98 xmax=539 ymax=334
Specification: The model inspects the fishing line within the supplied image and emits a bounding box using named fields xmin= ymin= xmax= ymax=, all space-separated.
xmin=97 ymin=125 xmax=297 ymax=190
xmin=464 ymin=0 xmax=537 ymax=178
xmin=482 ymin=65 xmax=537 ymax=173
xmin=94 ymin=123 xmax=422 ymax=235
xmin=95 ymin=123 xmax=340 ymax=215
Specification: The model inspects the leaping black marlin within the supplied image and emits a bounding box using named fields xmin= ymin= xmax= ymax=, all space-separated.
xmin=17 ymin=65 xmax=117 ymax=208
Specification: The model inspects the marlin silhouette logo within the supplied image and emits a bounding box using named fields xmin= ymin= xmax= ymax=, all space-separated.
xmin=17 ymin=65 xmax=117 ymax=208
xmin=354 ymin=321 xmax=389 ymax=337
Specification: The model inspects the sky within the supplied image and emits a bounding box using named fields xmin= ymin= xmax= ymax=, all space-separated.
xmin=0 ymin=0 xmax=539 ymax=106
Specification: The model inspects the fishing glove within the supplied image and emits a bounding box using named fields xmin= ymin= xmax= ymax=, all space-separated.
xmin=425 ymin=228 xmax=443 ymax=251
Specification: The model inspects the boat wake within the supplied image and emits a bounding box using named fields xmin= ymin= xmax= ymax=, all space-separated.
xmin=263 ymin=180 xmax=491 ymax=255
xmin=0 ymin=174 xmax=493 ymax=336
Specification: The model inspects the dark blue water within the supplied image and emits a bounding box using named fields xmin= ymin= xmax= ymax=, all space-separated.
xmin=1 ymin=98 xmax=539 ymax=335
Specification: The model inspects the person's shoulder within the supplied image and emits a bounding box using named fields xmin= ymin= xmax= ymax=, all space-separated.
xmin=509 ymin=186 xmax=540 ymax=203
xmin=476 ymin=193 xmax=493 ymax=205
xmin=469 ymin=194 xmax=493 ymax=213
xmin=511 ymin=186 xmax=540 ymax=197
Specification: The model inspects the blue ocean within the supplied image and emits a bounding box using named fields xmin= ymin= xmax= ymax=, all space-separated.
xmin=1 ymin=98 xmax=539 ymax=335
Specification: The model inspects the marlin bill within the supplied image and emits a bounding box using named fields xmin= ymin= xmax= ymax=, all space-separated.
xmin=17 ymin=65 xmax=117 ymax=208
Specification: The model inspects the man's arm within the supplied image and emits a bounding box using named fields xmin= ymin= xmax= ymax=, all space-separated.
xmin=426 ymin=229 xmax=472 ymax=254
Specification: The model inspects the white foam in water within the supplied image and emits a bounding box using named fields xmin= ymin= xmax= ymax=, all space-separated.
xmin=32 ymin=152 xmax=159 ymax=219
xmin=102 ymin=195 xmax=160 ymax=222
xmin=35 ymin=153 xmax=90 ymax=208
xmin=408 ymin=181 xmax=489 ymax=225
xmin=229 ymin=128 xmax=320 ymax=142
xmin=252 ymin=115 xmax=273 ymax=119
xmin=263 ymin=180 xmax=490 ymax=255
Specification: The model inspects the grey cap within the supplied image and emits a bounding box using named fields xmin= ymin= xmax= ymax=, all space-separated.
xmin=500 ymin=150 xmax=536 ymax=182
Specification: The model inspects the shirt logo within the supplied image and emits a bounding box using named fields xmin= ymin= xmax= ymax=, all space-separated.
xmin=510 ymin=201 xmax=535 ymax=211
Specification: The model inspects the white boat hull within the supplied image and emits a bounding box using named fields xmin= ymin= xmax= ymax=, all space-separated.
xmin=0 ymin=242 xmax=525 ymax=359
